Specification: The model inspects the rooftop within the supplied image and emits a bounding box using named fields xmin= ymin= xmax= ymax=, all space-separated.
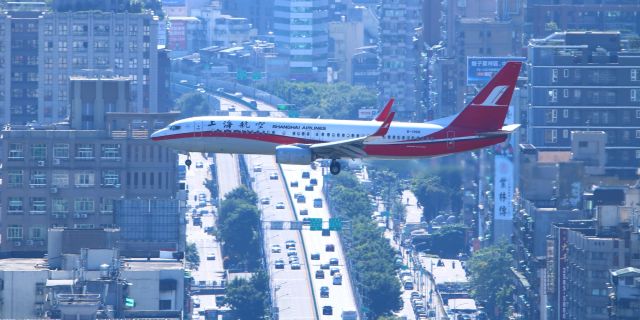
xmin=420 ymin=256 xmax=468 ymax=285
xmin=123 ymin=258 xmax=184 ymax=271
xmin=0 ymin=258 xmax=47 ymax=271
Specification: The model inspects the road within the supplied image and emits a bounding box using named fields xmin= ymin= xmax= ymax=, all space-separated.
xmin=182 ymin=152 xmax=226 ymax=316
xmin=216 ymin=153 xmax=241 ymax=199
xmin=280 ymin=163 xmax=359 ymax=319
xmin=247 ymin=155 xmax=317 ymax=320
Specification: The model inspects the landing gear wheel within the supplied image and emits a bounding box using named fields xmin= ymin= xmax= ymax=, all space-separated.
xmin=329 ymin=160 xmax=341 ymax=175
xmin=185 ymin=158 xmax=192 ymax=169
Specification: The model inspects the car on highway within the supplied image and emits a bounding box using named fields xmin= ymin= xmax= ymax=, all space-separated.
xmin=198 ymin=193 xmax=206 ymax=200
xmin=320 ymin=263 xmax=330 ymax=270
xmin=330 ymin=267 xmax=340 ymax=276
xmin=290 ymin=180 xmax=299 ymax=187
xmin=291 ymin=261 xmax=301 ymax=270
xmin=321 ymin=228 xmax=330 ymax=236
xmin=275 ymin=202 xmax=285 ymax=209
xmin=302 ymin=217 xmax=311 ymax=225
xmin=271 ymin=244 xmax=281 ymax=253
xmin=269 ymin=173 xmax=278 ymax=180
xmin=286 ymin=248 xmax=297 ymax=257
xmin=253 ymin=164 xmax=262 ymax=172
xmin=322 ymin=306 xmax=333 ymax=315
xmin=332 ymin=273 xmax=342 ymax=285
xmin=315 ymin=270 xmax=325 ymax=279
xmin=325 ymin=244 xmax=335 ymax=252
xmin=320 ymin=286 xmax=329 ymax=298
xmin=206 ymin=253 xmax=216 ymax=260
xmin=305 ymin=184 xmax=314 ymax=191
xmin=297 ymin=195 xmax=306 ymax=203
xmin=310 ymin=252 xmax=320 ymax=260
xmin=195 ymin=161 xmax=204 ymax=168
xmin=289 ymin=256 xmax=299 ymax=264
xmin=329 ymin=258 xmax=339 ymax=266
xmin=274 ymin=259 xmax=285 ymax=269
xmin=260 ymin=197 xmax=270 ymax=205
xmin=299 ymin=209 xmax=309 ymax=215
xmin=310 ymin=178 xmax=318 ymax=186
xmin=285 ymin=240 xmax=296 ymax=249
xmin=193 ymin=297 xmax=201 ymax=308
xmin=302 ymin=171 xmax=310 ymax=179
xmin=313 ymin=198 xmax=323 ymax=208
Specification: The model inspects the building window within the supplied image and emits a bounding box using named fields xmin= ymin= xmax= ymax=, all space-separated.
xmin=545 ymin=109 xmax=558 ymax=123
xmin=102 ymin=170 xmax=120 ymax=187
xmin=631 ymin=89 xmax=638 ymax=102
xmin=58 ymin=40 xmax=67 ymax=52
xmin=544 ymin=129 xmax=557 ymax=143
xmin=549 ymin=89 xmax=558 ymax=103
xmin=74 ymin=197 xmax=94 ymax=212
xmin=31 ymin=143 xmax=46 ymax=161
xmin=159 ymin=299 xmax=172 ymax=310
xmin=9 ymin=143 xmax=24 ymax=160
xmin=52 ymin=199 xmax=69 ymax=213
xmin=52 ymin=171 xmax=69 ymax=188
xmin=129 ymin=41 xmax=138 ymax=52
xmin=30 ymin=170 xmax=47 ymax=187
xmin=563 ymin=89 xmax=569 ymax=98
xmin=44 ymin=23 xmax=53 ymax=35
xmin=101 ymin=144 xmax=121 ymax=159
xmin=632 ymin=69 xmax=638 ymax=81
xmin=552 ymin=69 xmax=558 ymax=82
xmin=100 ymin=198 xmax=114 ymax=213
xmin=563 ymin=69 xmax=569 ymax=78
xmin=53 ymin=144 xmax=69 ymax=159
xmin=8 ymin=197 xmax=23 ymax=213
xmin=7 ymin=225 xmax=23 ymax=240
xmin=128 ymin=24 xmax=137 ymax=36
xmin=75 ymin=144 xmax=94 ymax=159
xmin=8 ymin=170 xmax=23 ymax=187
xmin=129 ymin=58 xmax=137 ymax=69
xmin=30 ymin=197 xmax=46 ymax=214
xmin=636 ymin=150 xmax=640 ymax=159
xmin=563 ymin=109 xmax=569 ymax=118
xmin=636 ymin=130 xmax=640 ymax=139
xmin=115 ymin=58 xmax=123 ymax=69
xmin=30 ymin=227 xmax=44 ymax=240
xmin=563 ymin=129 xmax=569 ymax=139
xmin=58 ymin=24 xmax=68 ymax=35
xmin=75 ymin=171 xmax=95 ymax=187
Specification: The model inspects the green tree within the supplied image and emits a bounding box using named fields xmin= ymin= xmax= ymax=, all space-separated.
xmin=217 ymin=198 xmax=261 ymax=269
xmin=428 ymin=224 xmax=467 ymax=258
xmin=185 ymin=242 xmax=200 ymax=269
xmin=224 ymin=271 xmax=269 ymax=320
xmin=175 ymin=91 xmax=210 ymax=117
xmin=224 ymin=186 xmax=258 ymax=205
xmin=411 ymin=174 xmax=448 ymax=221
xmin=467 ymin=243 xmax=515 ymax=319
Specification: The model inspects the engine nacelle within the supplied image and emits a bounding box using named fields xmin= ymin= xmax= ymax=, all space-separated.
xmin=275 ymin=145 xmax=314 ymax=165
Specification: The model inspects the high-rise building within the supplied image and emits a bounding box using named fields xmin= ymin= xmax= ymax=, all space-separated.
xmin=273 ymin=0 xmax=329 ymax=82
xmin=0 ymin=3 xmax=160 ymax=124
xmin=608 ymin=267 xmax=640 ymax=320
xmin=221 ymin=0 xmax=273 ymax=35
xmin=377 ymin=0 xmax=423 ymax=120
xmin=527 ymin=31 xmax=640 ymax=177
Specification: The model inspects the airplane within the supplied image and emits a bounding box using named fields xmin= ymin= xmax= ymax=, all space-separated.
xmin=151 ymin=61 xmax=522 ymax=175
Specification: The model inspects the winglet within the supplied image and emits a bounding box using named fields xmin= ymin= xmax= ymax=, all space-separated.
xmin=374 ymin=98 xmax=394 ymax=121
xmin=371 ymin=111 xmax=395 ymax=137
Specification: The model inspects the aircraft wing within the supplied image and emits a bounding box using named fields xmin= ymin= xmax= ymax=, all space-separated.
xmin=307 ymin=112 xmax=395 ymax=159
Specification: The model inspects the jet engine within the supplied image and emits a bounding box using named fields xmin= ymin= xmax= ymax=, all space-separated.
xmin=275 ymin=145 xmax=314 ymax=165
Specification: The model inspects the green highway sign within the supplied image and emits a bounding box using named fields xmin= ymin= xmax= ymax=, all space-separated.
xmin=252 ymin=71 xmax=262 ymax=80
xmin=277 ymin=104 xmax=288 ymax=110
xmin=236 ymin=69 xmax=248 ymax=80
xmin=288 ymin=110 xmax=299 ymax=118
xmin=309 ymin=218 xmax=323 ymax=231
xmin=329 ymin=218 xmax=342 ymax=231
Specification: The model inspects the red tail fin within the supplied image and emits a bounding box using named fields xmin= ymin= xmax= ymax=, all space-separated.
xmin=448 ymin=61 xmax=522 ymax=133
xmin=374 ymin=98 xmax=394 ymax=121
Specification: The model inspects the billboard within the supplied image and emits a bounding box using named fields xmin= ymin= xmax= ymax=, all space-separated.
xmin=467 ymin=56 xmax=526 ymax=85
xmin=493 ymin=102 xmax=516 ymax=221
xmin=558 ymin=228 xmax=569 ymax=320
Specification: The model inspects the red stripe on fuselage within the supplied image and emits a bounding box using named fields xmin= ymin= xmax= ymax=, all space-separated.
xmin=152 ymin=130 xmax=506 ymax=158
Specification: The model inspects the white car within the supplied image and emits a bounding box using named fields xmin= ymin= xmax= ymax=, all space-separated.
xmin=269 ymin=173 xmax=278 ymax=180
xmin=271 ymin=244 xmax=281 ymax=253
xmin=195 ymin=161 xmax=204 ymax=168
xmin=275 ymin=202 xmax=285 ymax=209
xmin=253 ymin=165 xmax=262 ymax=172
xmin=260 ymin=197 xmax=270 ymax=205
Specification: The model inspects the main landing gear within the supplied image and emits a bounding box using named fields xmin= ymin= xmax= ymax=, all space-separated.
xmin=185 ymin=155 xmax=192 ymax=169
xmin=329 ymin=159 xmax=341 ymax=175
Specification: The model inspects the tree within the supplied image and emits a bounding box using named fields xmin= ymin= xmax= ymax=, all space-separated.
xmin=217 ymin=198 xmax=261 ymax=269
xmin=411 ymin=174 xmax=448 ymax=221
xmin=467 ymin=243 xmax=515 ymax=319
xmin=428 ymin=224 xmax=467 ymax=258
xmin=224 ymin=271 xmax=269 ymax=320
xmin=185 ymin=242 xmax=200 ymax=269
xmin=224 ymin=186 xmax=258 ymax=205
xmin=175 ymin=92 xmax=210 ymax=117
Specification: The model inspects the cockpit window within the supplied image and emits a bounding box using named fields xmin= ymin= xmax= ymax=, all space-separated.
xmin=169 ymin=125 xmax=181 ymax=130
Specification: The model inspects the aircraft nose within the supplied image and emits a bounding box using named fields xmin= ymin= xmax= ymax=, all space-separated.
xmin=150 ymin=128 xmax=166 ymax=141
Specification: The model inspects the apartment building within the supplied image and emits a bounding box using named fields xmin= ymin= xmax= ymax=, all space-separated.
xmin=0 ymin=3 xmax=160 ymax=124
xmin=0 ymin=75 xmax=179 ymax=257
xmin=527 ymin=31 xmax=640 ymax=177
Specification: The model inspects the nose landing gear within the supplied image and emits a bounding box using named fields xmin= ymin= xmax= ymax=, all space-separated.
xmin=329 ymin=159 xmax=341 ymax=175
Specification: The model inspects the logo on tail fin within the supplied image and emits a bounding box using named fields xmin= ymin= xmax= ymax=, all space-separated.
xmin=478 ymin=85 xmax=509 ymax=106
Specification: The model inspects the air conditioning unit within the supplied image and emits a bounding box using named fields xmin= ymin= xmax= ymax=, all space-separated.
xmin=50 ymin=187 xmax=58 ymax=194
xmin=53 ymin=158 xmax=61 ymax=165
xmin=25 ymin=240 xmax=34 ymax=246
xmin=37 ymin=161 xmax=45 ymax=167
xmin=13 ymin=241 xmax=21 ymax=247
xmin=81 ymin=213 xmax=88 ymax=218
xmin=52 ymin=214 xmax=59 ymax=218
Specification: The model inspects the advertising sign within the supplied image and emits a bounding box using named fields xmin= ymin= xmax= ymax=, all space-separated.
xmin=467 ymin=56 xmax=526 ymax=85
xmin=558 ymin=228 xmax=569 ymax=320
